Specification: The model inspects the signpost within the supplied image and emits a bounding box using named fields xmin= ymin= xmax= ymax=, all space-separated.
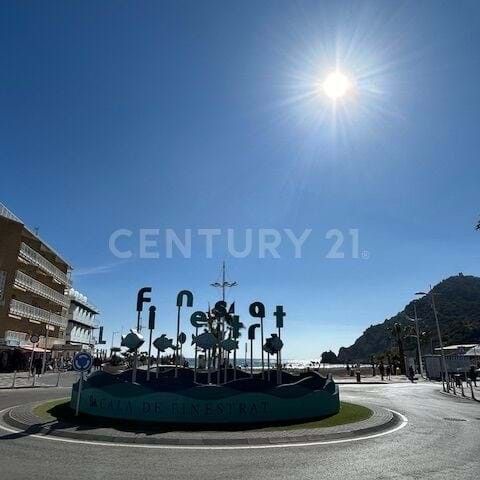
xmin=134 ymin=287 xmax=152 ymax=383
xmin=175 ymin=290 xmax=193 ymax=378
xmin=28 ymin=334 xmax=39 ymax=378
xmin=249 ymin=302 xmax=265 ymax=378
xmin=73 ymin=352 xmax=93 ymax=416
xmin=146 ymin=306 xmax=156 ymax=381
xmin=274 ymin=305 xmax=286 ymax=384
xmin=248 ymin=323 xmax=260 ymax=377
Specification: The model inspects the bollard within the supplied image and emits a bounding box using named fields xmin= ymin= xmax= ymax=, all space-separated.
xmin=11 ymin=371 xmax=16 ymax=389
xmin=32 ymin=373 xmax=36 ymax=388
xmin=356 ymin=370 xmax=361 ymax=383
xmin=56 ymin=370 xmax=61 ymax=387
xmin=461 ymin=380 xmax=465 ymax=397
xmin=470 ymin=380 xmax=478 ymax=402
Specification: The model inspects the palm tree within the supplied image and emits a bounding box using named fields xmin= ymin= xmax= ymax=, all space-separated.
xmin=388 ymin=322 xmax=410 ymax=375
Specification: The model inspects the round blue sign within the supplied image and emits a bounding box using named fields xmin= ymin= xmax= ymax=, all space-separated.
xmin=73 ymin=352 xmax=93 ymax=372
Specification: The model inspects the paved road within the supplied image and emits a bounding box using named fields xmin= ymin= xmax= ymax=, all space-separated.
xmin=0 ymin=380 xmax=479 ymax=479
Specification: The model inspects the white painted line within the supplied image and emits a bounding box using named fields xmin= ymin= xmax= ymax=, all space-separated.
xmin=0 ymin=407 xmax=408 ymax=450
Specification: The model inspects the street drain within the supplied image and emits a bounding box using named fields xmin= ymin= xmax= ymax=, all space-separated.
xmin=443 ymin=418 xmax=467 ymax=422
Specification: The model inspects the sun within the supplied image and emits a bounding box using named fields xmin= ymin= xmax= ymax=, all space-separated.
xmin=322 ymin=71 xmax=351 ymax=99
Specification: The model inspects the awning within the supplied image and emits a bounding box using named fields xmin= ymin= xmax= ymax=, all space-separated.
xmin=19 ymin=345 xmax=51 ymax=353
xmin=465 ymin=346 xmax=480 ymax=356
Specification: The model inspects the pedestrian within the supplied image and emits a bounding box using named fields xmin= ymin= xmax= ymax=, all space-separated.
xmin=386 ymin=364 xmax=391 ymax=380
xmin=468 ymin=365 xmax=477 ymax=387
xmin=379 ymin=362 xmax=385 ymax=381
xmin=34 ymin=357 xmax=43 ymax=377
xmin=408 ymin=365 xmax=415 ymax=383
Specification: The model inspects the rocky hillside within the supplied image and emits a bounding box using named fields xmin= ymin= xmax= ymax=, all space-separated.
xmin=337 ymin=274 xmax=480 ymax=362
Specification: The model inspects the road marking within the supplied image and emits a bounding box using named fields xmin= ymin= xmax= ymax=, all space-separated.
xmin=0 ymin=407 xmax=408 ymax=450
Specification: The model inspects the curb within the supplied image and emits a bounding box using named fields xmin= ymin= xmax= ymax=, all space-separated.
xmin=2 ymin=401 xmax=405 ymax=447
xmin=438 ymin=389 xmax=480 ymax=403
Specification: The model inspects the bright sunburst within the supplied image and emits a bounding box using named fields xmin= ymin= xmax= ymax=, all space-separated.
xmin=322 ymin=71 xmax=351 ymax=99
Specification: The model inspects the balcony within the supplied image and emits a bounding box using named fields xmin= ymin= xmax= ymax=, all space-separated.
xmin=69 ymin=309 xmax=98 ymax=328
xmin=14 ymin=270 xmax=70 ymax=308
xmin=19 ymin=242 xmax=71 ymax=286
xmin=9 ymin=299 xmax=68 ymax=328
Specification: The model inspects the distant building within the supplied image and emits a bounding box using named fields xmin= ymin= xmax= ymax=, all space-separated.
xmin=65 ymin=288 xmax=100 ymax=352
xmin=0 ymin=203 xmax=72 ymax=370
xmin=433 ymin=344 xmax=477 ymax=355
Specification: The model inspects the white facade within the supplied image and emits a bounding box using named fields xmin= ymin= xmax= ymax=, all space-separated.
xmin=65 ymin=289 xmax=99 ymax=349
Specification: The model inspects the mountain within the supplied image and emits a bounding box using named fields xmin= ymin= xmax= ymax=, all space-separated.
xmin=337 ymin=274 xmax=480 ymax=362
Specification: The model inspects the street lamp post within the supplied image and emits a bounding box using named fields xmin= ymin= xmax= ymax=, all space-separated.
xmin=405 ymin=302 xmax=425 ymax=378
xmin=111 ymin=331 xmax=119 ymax=351
xmin=416 ymin=289 xmax=448 ymax=382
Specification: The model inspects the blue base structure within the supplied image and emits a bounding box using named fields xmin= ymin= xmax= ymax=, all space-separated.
xmin=71 ymin=369 xmax=340 ymax=425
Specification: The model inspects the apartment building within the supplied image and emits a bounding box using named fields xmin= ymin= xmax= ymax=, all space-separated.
xmin=65 ymin=288 xmax=100 ymax=351
xmin=0 ymin=203 xmax=72 ymax=371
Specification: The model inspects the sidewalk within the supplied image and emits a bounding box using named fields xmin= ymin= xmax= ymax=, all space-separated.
xmin=334 ymin=374 xmax=429 ymax=384
xmin=443 ymin=380 xmax=480 ymax=402
xmin=0 ymin=371 xmax=64 ymax=389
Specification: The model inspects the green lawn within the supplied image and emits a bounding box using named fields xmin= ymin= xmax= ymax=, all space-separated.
xmin=33 ymin=398 xmax=371 ymax=431
xmin=33 ymin=398 xmax=70 ymax=420
xmin=262 ymin=401 xmax=372 ymax=430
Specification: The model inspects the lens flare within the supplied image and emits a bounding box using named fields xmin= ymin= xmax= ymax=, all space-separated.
xmin=322 ymin=71 xmax=351 ymax=99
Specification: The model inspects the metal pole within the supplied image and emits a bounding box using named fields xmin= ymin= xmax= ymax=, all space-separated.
xmin=75 ymin=373 xmax=83 ymax=416
xmin=175 ymin=306 xmax=181 ymax=378
xmin=28 ymin=343 xmax=36 ymax=378
xmin=267 ymin=353 xmax=270 ymax=381
xmin=146 ymin=328 xmax=153 ymax=381
xmin=194 ymin=326 xmax=198 ymax=383
xmin=132 ymin=312 xmax=140 ymax=383
xmin=207 ymin=349 xmax=211 ymax=384
xmin=413 ymin=303 xmax=425 ymax=378
xmin=260 ymin=317 xmax=264 ymax=379
xmin=233 ymin=347 xmax=237 ymax=381
xmin=277 ymin=326 xmax=282 ymax=384
xmin=250 ymin=338 xmax=253 ymax=377
xmin=42 ymin=325 xmax=49 ymax=375
xmin=156 ymin=351 xmax=160 ymax=379
xmin=431 ymin=292 xmax=448 ymax=382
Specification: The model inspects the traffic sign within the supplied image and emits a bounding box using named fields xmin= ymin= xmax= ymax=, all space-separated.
xmin=30 ymin=334 xmax=40 ymax=344
xmin=73 ymin=352 xmax=93 ymax=372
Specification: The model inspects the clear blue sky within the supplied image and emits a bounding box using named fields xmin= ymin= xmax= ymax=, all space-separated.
xmin=1 ymin=1 xmax=479 ymax=359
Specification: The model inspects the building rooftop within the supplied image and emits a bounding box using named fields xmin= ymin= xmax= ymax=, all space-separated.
xmin=0 ymin=202 xmax=72 ymax=268
xmin=68 ymin=288 xmax=100 ymax=314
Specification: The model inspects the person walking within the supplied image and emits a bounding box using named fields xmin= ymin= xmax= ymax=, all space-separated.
xmin=386 ymin=364 xmax=391 ymax=380
xmin=468 ymin=365 xmax=477 ymax=387
xmin=408 ymin=365 xmax=415 ymax=383
xmin=34 ymin=357 xmax=43 ymax=377
xmin=379 ymin=362 xmax=385 ymax=381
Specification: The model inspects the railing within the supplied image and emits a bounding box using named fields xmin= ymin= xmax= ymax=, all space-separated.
xmin=70 ymin=309 xmax=98 ymax=327
xmin=0 ymin=203 xmax=22 ymax=223
xmin=19 ymin=242 xmax=71 ymax=286
xmin=14 ymin=270 xmax=70 ymax=308
xmin=9 ymin=299 xmax=67 ymax=328
xmin=69 ymin=293 xmax=99 ymax=314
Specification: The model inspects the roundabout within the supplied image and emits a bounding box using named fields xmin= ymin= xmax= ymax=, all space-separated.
xmin=1 ymin=380 xmax=479 ymax=479
xmin=0 ymin=396 xmax=405 ymax=448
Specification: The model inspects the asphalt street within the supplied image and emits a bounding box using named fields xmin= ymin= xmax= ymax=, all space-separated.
xmin=0 ymin=376 xmax=479 ymax=480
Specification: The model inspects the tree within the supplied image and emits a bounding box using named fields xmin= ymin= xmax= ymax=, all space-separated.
xmin=321 ymin=350 xmax=339 ymax=364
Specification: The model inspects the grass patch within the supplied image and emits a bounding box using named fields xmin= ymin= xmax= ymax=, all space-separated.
xmin=32 ymin=399 xmax=371 ymax=432
xmin=33 ymin=398 xmax=70 ymax=420
xmin=262 ymin=402 xmax=372 ymax=430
